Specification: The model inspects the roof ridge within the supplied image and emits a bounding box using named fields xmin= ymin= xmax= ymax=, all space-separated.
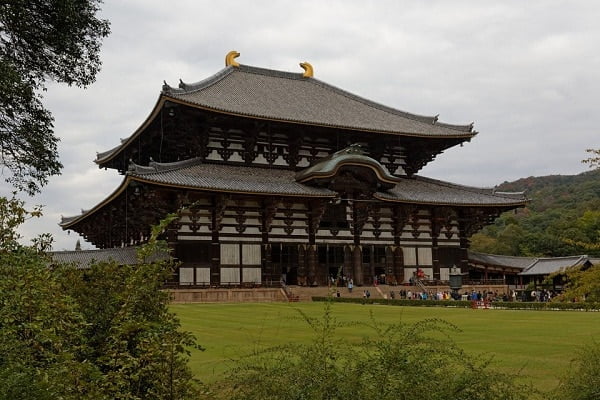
xmin=127 ymin=157 xmax=204 ymax=175
xmin=468 ymin=251 xmax=536 ymax=260
xmin=535 ymin=255 xmax=588 ymax=261
xmin=162 ymin=67 xmax=235 ymax=94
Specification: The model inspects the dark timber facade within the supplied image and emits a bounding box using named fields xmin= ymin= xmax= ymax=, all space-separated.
xmin=61 ymin=52 xmax=527 ymax=287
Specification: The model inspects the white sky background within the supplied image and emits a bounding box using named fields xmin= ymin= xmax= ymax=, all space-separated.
xmin=6 ymin=0 xmax=600 ymax=251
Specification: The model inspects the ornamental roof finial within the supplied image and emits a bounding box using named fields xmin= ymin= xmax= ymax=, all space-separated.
xmin=225 ymin=50 xmax=240 ymax=67
xmin=300 ymin=62 xmax=313 ymax=78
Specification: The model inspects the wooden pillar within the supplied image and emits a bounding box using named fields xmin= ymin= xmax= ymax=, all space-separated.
xmin=308 ymin=199 xmax=326 ymax=286
xmin=393 ymin=246 xmax=404 ymax=284
xmin=307 ymin=245 xmax=317 ymax=286
xmin=391 ymin=206 xmax=408 ymax=285
xmin=431 ymin=212 xmax=441 ymax=281
xmin=457 ymin=218 xmax=470 ymax=272
xmin=352 ymin=245 xmax=363 ymax=286
xmin=385 ymin=246 xmax=395 ymax=284
xmin=262 ymin=198 xmax=277 ymax=283
xmin=210 ymin=194 xmax=228 ymax=286
xmin=344 ymin=245 xmax=353 ymax=281
xmin=298 ymin=244 xmax=306 ymax=286
xmin=350 ymin=199 xmax=368 ymax=285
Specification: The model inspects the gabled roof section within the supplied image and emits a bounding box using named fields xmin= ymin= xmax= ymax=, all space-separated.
xmin=519 ymin=255 xmax=592 ymax=276
xmin=295 ymin=144 xmax=401 ymax=188
xmin=162 ymin=63 xmax=476 ymax=137
xmin=468 ymin=251 xmax=536 ymax=270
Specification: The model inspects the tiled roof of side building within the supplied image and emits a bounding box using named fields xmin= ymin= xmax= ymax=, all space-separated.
xmin=163 ymin=64 xmax=476 ymax=138
xmin=375 ymin=176 xmax=527 ymax=206
xmin=49 ymin=247 xmax=170 ymax=268
xmin=468 ymin=251 xmax=536 ymax=269
xmin=519 ymin=255 xmax=591 ymax=276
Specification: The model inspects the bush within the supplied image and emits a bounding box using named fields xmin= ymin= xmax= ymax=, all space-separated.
xmin=553 ymin=341 xmax=600 ymax=400
xmin=212 ymin=301 xmax=540 ymax=400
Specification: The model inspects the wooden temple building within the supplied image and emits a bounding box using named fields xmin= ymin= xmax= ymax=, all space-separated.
xmin=60 ymin=51 xmax=527 ymax=287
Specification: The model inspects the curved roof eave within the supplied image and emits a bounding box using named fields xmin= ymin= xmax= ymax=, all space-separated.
xmin=372 ymin=194 xmax=528 ymax=208
xmin=161 ymin=95 xmax=478 ymax=140
xmin=60 ymin=175 xmax=337 ymax=230
xmin=96 ymin=94 xmax=476 ymax=167
xmin=60 ymin=175 xmax=133 ymax=229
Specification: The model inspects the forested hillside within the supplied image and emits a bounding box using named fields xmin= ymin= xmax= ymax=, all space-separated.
xmin=470 ymin=169 xmax=600 ymax=257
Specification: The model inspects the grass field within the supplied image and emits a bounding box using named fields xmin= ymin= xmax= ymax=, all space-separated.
xmin=171 ymin=302 xmax=600 ymax=393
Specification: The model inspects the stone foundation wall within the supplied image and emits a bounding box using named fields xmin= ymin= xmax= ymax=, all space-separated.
xmin=168 ymin=288 xmax=287 ymax=303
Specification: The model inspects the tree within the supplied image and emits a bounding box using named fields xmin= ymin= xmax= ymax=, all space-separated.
xmin=215 ymin=302 xmax=539 ymax=400
xmin=0 ymin=192 xmax=45 ymax=251
xmin=582 ymin=148 xmax=600 ymax=170
xmin=0 ymin=246 xmax=100 ymax=399
xmin=0 ymin=203 xmax=201 ymax=399
xmin=553 ymin=341 xmax=600 ymax=400
xmin=553 ymin=264 xmax=600 ymax=303
xmin=0 ymin=0 xmax=110 ymax=194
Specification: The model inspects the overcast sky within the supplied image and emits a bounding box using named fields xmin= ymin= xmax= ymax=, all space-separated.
xmin=6 ymin=0 xmax=599 ymax=251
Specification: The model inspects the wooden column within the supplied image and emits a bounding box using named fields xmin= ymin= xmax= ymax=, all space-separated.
xmin=352 ymin=245 xmax=363 ymax=286
xmin=349 ymin=199 xmax=369 ymax=285
xmin=298 ymin=245 xmax=306 ymax=286
xmin=261 ymin=198 xmax=278 ymax=283
xmin=210 ymin=194 xmax=228 ymax=286
xmin=308 ymin=199 xmax=326 ymax=286
xmin=430 ymin=210 xmax=441 ymax=281
xmin=344 ymin=245 xmax=353 ymax=280
xmin=391 ymin=206 xmax=409 ymax=284
xmin=307 ymin=245 xmax=317 ymax=286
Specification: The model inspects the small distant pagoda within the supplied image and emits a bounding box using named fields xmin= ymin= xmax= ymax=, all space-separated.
xmin=60 ymin=51 xmax=526 ymax=287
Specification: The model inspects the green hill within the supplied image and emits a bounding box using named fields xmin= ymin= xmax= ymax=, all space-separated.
xmin=470 ymin=169 xmax=600 ymax=257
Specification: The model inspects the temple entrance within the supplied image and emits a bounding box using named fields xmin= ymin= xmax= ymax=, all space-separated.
xmin=271 ymin=243 xmax=299 ymax=285
xmin=364 ymin=245 xmax=388 ymax=284
xmin=317 ymin=245 xmax=346 ymax=285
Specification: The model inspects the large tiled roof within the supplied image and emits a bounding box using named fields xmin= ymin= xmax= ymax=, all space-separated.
xmin=468 ymin=251 xmax=536 ymax=270
xmin=49 ymin=247 xmax=170 ymax=268
xmin=64 ymin=158 xmax=526 ymax=229
xmin=127 ymin=158 xmax=525 ymax=206
xmin=129 ymin=158 xmax=337 ymax=197
xmin=162 ymin=64 xmax=476 ymax=138
xmin=519 ymin=256 xmax=592 ymax=276
xmin=375 ymin=176 xmax=527 ymax=206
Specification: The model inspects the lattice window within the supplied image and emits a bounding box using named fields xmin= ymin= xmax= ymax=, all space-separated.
xmin=242 ymin=244 xmax=261 ymax=265
xmin=221 ymin=268 xmax=240 ymax=284
xmin=220 ymin=243 xmax=240 ymax=265
xmin=242 ymin=268 xmax=262 ymax=284
xmin=417 ymin=248 xmax=433 ymax=266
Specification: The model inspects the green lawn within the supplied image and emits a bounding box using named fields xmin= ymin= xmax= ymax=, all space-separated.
xmin=171 ymin=302 xmax=600 ymax=393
